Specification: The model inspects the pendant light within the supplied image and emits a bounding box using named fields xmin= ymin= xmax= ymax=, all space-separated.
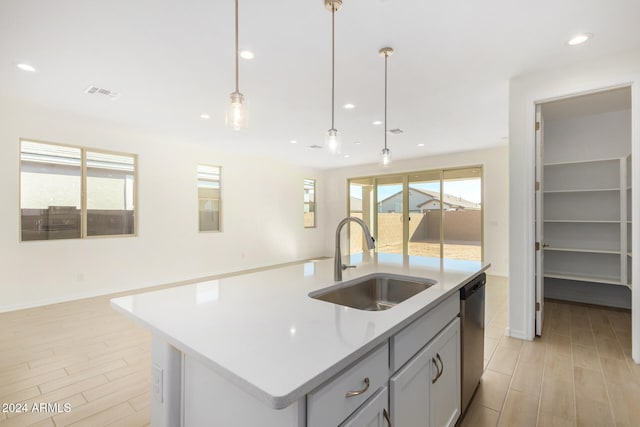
xmin=325 ymin=0 xmax=342 ymax=155
xmin=225 ymin=0 xmax=248 ymax=130
xmin=379 ymin=47 xmax=393 ymax=167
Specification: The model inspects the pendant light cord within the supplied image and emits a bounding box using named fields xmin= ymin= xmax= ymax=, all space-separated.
xmin=331 ymin=6 xmax=335 ymax=130
xmin=235 ymin=0 xmax=239 ymax=93
xmin=384 ymin=52 xmax=388 ymax=150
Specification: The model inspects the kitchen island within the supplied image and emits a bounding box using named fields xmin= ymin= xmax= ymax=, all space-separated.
xmin=111 ymin=253 xmax=489 ymax=426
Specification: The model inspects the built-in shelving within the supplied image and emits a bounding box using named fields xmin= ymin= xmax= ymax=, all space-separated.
xmin=544 ymin=220 xmax=619 ymax=223
xmin=544 ymin=188 xmax=619 ymax=194
xmin=543 ymin=156 xmax=632 ymax=301
xmin=544 ymin=247 xmax=620 ymax=255
xmin=543 ymin=272 xmax=623 ymax=286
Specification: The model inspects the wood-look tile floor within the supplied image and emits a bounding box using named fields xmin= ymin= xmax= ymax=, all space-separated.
xmin=1 ymin=276 xmax=638 ymax=426
xmin=0 ymin=293 xmax=151 ymax=427
xmin=461 ymin=277 xmax=640 ymax=427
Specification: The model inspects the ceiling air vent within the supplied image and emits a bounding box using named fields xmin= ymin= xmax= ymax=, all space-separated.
xmin=84 ymin=85 xmax=121 ymax=100
xmin=388 ymin=128 xmax=404 ymax=135
xmin=308 ymin=145 xmax=323 ymax=149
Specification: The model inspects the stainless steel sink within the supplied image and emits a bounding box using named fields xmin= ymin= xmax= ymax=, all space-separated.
xmin=310 ymin=274 xmax=435 ymax=311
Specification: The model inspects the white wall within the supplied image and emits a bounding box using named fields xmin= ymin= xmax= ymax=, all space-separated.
xmin=544 ymin=109 xmax=632 ymax=163
xmin=0 ymin=98 xmax=328 ymax=312
xmin=509 ymin=49 xmax=640 ymax=363
xmin=323 ymin=145 xmax=509 ymax=277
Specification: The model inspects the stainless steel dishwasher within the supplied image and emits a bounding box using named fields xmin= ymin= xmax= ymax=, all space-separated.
xmin=460 ymin=273 xmax=486 ymax=415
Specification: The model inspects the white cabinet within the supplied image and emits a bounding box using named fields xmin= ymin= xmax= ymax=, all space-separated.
xmin=340 ymin=387 xmax=391 ymax=427
xmin=390 ymin=318 xmax=460 ymax=427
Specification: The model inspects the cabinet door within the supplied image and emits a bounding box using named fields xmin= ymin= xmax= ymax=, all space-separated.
xmin=390 ymin=343 xmax=431 ymax=426
xmin=430 ymin=318 xmax=461 ymax=427
xmin=390 ymin=318 xmax=461 ymax=427
xmin=340 ymin=386 xmax=391 ymax=427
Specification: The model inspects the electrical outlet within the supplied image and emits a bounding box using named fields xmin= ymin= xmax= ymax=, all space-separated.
xmin=152 ymin=364 xmax=163 ymax=403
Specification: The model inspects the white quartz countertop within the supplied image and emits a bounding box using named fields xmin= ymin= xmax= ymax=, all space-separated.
xmin=111 ymin=253 xmax=489 ymax=409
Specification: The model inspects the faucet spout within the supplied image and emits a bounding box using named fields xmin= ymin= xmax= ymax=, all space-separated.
xmin=334 ymin=217 xmax=375 ymax=281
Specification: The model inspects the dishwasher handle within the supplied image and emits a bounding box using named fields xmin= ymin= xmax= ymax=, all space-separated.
xmin=460 ymin=274 xmax=486 ymax=300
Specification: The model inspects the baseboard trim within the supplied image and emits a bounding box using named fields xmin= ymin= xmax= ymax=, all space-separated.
xmin=505 ymin=327 xmax=531 ymax=341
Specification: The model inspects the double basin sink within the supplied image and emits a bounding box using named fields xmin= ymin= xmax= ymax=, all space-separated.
xmin=310 ymin=274 xmax=436 ymax=311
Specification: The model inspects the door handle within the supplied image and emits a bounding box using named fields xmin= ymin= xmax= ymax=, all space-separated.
xmin=436 ymin=353 xmax=444 ymax=379
xmin=383 ymin=408 xmax=393 ymax=426
xmin=432 ymin=353 xmax=444 ymax=384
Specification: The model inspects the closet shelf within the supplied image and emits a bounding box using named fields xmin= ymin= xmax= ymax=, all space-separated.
xmin=544 ymin=188 xmax=619 ymax=194
xmin=544 ymin=219 xmax=620 ymax=224
xmin=544 ymin=272 xmax=623 ymax=286
xmin=544 ymin=247 xmax=620 ymax=255
xmin=543 ymin=158 xmax=621 ymax=167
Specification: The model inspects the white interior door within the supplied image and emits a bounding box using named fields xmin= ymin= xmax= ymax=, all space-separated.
xmin=535 ymin=105 xmax=545 ymax=336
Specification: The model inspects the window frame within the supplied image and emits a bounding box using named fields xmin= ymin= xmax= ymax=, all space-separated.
xmin=19 ymin=138 xmax=138 ymax=242
xmin=197 ymin=163 xmax=223 ymax=233
xmin=304 ymin=178 xmax=317 ymax=229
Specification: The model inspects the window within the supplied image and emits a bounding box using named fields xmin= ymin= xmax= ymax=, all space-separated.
xmin=198 ymin=165 xmax=222 ymax=232
xmin=304 ymin=179 xmax=316 ymax=228
xmin=20 ymin=140 xmax=137 ymax=241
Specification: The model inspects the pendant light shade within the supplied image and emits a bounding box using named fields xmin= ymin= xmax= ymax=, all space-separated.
xmin=326 ymin=128 xmax=341 ymax=154
xmin=379 ymin=47 xmax=393 ymax=167
xmin=380 ymin=147 xmax=392 ymax=166
xmin=226 ymin=91 xmax=248 ymax=130
xmin=325 ymin=0 xmax=342 ymax=155
xmin=226 ymin=0 xmax=248 ymax=130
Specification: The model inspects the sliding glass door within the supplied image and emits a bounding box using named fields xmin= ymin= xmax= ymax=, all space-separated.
xmin=348 ymin=167 xmax=482 ymax=262
xmin=376 ymin=175 xmax=405 ymax=255
xmin=443 ymin=168 xmax=482 ymax=261
xmin=348 ymin=177 xmax=374 ymax=255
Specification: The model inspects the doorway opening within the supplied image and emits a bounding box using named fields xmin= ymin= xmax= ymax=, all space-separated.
xmin=534 ymin=86 xmax=633 ymax=336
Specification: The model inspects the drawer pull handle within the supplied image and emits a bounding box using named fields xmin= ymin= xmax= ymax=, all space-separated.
xmin=345 ymin=377 xmax=370 ymax=398
xmin=383 ymin=408 xmax=393 ymax=426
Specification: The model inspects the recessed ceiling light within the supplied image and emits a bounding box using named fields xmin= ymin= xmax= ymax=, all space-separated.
xmin=17 ymin=63 xmax=36 ymax=72
xmin=417 ymin=143 xmax=425 ymax=147
xmin=200 ymin=114 xmax=210 ymax=119
xmin=372 ymin=120 xmax=383 ymax=126
xmin=240 ymin=50 xmax=255 ymax=59
xmin=344 ymin=154 xmax=351 ymax=158
xmin=343 ymin=103 xmax=356 ymax=109
xmin=290 ymin=140 xmax=297 ymax=144
xmin=353 ymin=141 xmax=361 ymax=145
xmin=568 ymin=33 xmax=592 ymax=46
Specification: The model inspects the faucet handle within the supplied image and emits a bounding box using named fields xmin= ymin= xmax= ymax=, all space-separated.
xmin=341 ymin=264 xmax=356 ymax=271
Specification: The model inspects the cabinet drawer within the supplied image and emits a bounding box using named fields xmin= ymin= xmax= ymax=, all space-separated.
xmin=307 ymin=342 xmax=389 ymax=427
xmin=390 ymin=293 xmax=459 ymax=372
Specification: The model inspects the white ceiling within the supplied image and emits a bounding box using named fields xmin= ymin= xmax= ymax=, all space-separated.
xmin=1 ymin=0 xmax=639 ymax=170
